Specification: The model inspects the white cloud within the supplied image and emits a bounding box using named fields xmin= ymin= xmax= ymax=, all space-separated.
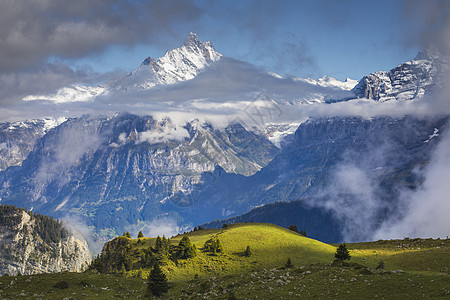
xmin=374 ymin=127 xmax=450 ymax=239
xmin=137 ymin=124 xmax=189 ymax=144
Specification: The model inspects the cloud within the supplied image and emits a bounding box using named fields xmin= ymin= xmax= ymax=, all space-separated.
xmin=0 ymin=63 xmax=97 ymax=105
xmin=308 ymin=144 xmax=391 ymax=242
xmin=126 ymin=217 xmax=181 ymax=239
xmin=137 ymin=124 xmax=189 ymax=144
xmin=0 ymin=0 xmax=202 ymax=72
xmin=374 ymin=126 xmax=450 ymax=239
xmin=32 ymin=117 xmax=105 ymax=200
xmin=62 ymin=214 xmax=101 ymax=255
xmin=400 ymin=0 xmax=450 ymax=55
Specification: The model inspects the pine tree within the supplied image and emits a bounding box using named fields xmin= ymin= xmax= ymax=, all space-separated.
xmin=288 ymin=224 xmax=299 ymax=233
xmin=178 ymin=236 xmax=196 ymax=259
xmin=203 ymin=236 xmax=224 ymax=254
xmin=244 ymin=245 xmax=252 ymax=257
xmin=335 ymin=243 xmax=351 ymax=261
xmin=285 ymin=257 xmax=293 ymax=268
xmin=147 ymin=262 xmax=170 ymax=297
xmin=155 ymin=236 xmax=162 ymax=252
xmin=137 ymin=231 xmax=144 ymax=238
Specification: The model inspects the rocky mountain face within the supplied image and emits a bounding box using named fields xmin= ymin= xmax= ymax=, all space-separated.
xmin=352 ymin=48 xmax=447 ymax=101
xmin=190 ymin=115 xmax=449 ymax=242
xmin=0 ymin=118 xmax=66 ymax=171
xmin=0 ymin=113 xmax=279 ymax=239
xmin=0 ymin=204 xmax=91 ymax=275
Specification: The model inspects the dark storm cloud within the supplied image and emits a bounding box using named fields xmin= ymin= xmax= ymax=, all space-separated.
xmin=400 ymin=0 xmax=450 ymax=54
xmin=0 ymin=0 xmax=202 ymax=72
xmin=0 ymin=63 xmax=92 ymax=104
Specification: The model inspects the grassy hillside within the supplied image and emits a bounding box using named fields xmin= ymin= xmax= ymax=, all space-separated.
xmin=98 ymin=223 xmax=339 ymax=281
xmin=345 ymin=238 xmax=450 ymax=273
xmin=0 ymin=223 xmax=448 ymax=299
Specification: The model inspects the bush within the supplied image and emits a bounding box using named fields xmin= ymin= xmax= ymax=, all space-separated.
xmin=376 ymin=260 xmax=384 ymax=270
xmin=53 ymin=281 xmax=69 ymax=289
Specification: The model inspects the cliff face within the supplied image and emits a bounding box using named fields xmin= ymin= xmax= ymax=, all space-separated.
xmin=0 ymin=205 xmax=91 ymax=275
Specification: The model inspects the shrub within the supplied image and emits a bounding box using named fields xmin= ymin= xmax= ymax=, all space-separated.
xmin=53 ymin=281 xmax=69 ymax=289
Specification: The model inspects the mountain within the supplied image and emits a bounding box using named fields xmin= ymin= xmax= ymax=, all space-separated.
xmin=187 ymin=115 xmax=449 ymax=242
xmin=0 ymin=204 xmax=91 ymax=275
xmin=0 ymin=113 xmax=279 ymax=240
xmin=5 ymin=41 xmax=449 ymax=244
xmin=352 ymin=48 xmax=448 ymax=101
xmin=23 ymin=33 xmax=222 ymax=102
xmin=110 ymin=32 xmax=222 ymax=91
xmin=0 ymin=117 xmax=67 ymax=171
xmin=297 ymin=76 xmax=358 ymax=91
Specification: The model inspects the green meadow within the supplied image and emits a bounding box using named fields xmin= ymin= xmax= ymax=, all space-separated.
xmin=0 ymin=223 xmax=448 ymax=299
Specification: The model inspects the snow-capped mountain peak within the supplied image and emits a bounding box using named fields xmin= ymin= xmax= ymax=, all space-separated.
xmin=23 ymin=33 xmax=223 ymax=101
xmin=107 ymin=32 xmax=223 ymax=91
xmin=414 ymin=47 xmax=446 ymax=62
xmin=183 ymin=32 xmax=203 ymax=47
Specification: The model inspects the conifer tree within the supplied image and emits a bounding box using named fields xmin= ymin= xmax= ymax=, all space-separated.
xmin=288 ymin=224 xmax=299 ymax=233
xmin=285 ymin=257 xmax=293 ymax=268
xmin=335 ymin=243 xmax=351 ymax=261
xmin=147 ymin=262 xmax=170 ymax=297
xmin=178 ymin=236 xmax=196 ymax=259
xmin=203 ymin=236 xmax=224 ymax=254
xmin=138 ymin=231 xmax=144 ymax=238
xmin=244 ymin=245 xmax=252 ymax=257
xmin=155 ymin=236 xmax=162 ymax=252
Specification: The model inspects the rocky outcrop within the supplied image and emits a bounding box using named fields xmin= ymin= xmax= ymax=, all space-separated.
xmin=352 ymin=48 xmax=447 ymax=101
xmin=0 ymin=205 xmax=91 ymax=275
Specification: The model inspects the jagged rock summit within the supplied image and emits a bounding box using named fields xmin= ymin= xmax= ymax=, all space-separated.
xmin=352 ymin=47 xmax=448 ymax=101
xmin=112 ymin=32 xmax=222 ymax=90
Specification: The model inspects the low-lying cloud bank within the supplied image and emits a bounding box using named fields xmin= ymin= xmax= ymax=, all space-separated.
xmin=374 ymin=126 xmax=450 ymax=240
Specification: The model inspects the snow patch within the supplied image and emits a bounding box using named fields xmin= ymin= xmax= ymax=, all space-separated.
xmin=424 ymin=128 xmax=439 ymax=143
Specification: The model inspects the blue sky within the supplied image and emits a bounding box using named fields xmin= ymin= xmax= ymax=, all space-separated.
xmin=69 ymin=0 xmax=420 ymax=81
